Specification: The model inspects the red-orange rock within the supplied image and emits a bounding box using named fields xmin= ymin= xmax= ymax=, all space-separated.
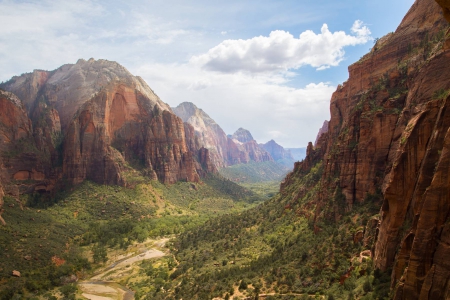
xmin=0 ymin=90 xmax=32 ymax=148
xmin=283 ymin=0 xmax=450 ymax=298
xmin=2 ymin=59 xmax=204 ymax=186
xmin=435 ymin=0 xmax=450 ymax=22
xmin=174 ymin=102 xmax=275 ymax=169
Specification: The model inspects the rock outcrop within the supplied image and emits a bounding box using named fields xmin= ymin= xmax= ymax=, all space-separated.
xmin=173 ymin=102 xmax=230 ymax=169
xmin=173 ymin=102 xmax=274 ymax=168
xmin=232 ymin=128 xmax=254 ymax=143
xmin=436 ymin=0 xmax=450 ymax=22
xmin=282 ymin=0 xmax=450 ymax=298
xmin=261 ymin=139 xmax=294 ymax=161
xmin=1 ymin=59 xmax=206 ymax=188
xmin=0 ymin=89 xmax=54 ymax=195
xmin=230 ymin=128 xmax=273 ymax=164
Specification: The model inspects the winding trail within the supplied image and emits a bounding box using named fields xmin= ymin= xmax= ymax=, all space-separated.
xmin=79 ymin=238 xmax=168 ymax=300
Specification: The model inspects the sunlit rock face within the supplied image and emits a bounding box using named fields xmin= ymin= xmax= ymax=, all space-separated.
xmin=1 ymin=59 xmax=202 ymax=186
xmin=173 ymin=102 xmax=274 ymax=169
xmin=282 ymin=0 xmax=450 ymax=298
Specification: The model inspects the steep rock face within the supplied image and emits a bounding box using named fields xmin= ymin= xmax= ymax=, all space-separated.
xmin=0 ymin=90 xmax=54 ymax=195
xmin=241 ymin=139 xmax=273 ymax=162
xmin=0 ymin=90 xmax=32 ymax=149
xmin=314 ymin=120 xmax=329 ymax=147
xmin=1 ymin=59 xmax=202 ymax=186
xmin=2 ymin=59 xmax=170 ymax=131
xmin=284 ymin=0 xmax=450 ymax=298
xmin=63 ymin=84 xmax=199 ymax=185
xmin=232 ymin=127 xmax=254 ymax=143
xmin=230 ymin=128 xmax=273 ymax=163
xmin=436 ymin=0 xmax=450 ymax=21
xmin=183 ymin=122 xmax=217 ymax=176
xmin=261 ymin=139 xmax=294 ymax=161
xmin=173 ymin=102 xmax=230 ymax=169
xmin=173 ymin=102 xmax=274 ymax=168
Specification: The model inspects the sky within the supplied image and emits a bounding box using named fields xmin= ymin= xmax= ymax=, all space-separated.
xmin=1 ymin=0 xmax=415 ymax=148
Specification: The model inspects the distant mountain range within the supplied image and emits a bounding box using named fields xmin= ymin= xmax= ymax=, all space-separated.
xmin=173 ymin=102 xmax=300 ymax=179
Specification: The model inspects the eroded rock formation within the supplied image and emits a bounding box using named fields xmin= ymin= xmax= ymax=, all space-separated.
xmin=284 ymin=0 xmax=450 ymax=298
xmin=173 ymin=102 xmax=274 ymax=168
xmin=173 ymin=102 xmax=231 ymax=169
xmin=0 ymin=59 xmax=207 ymax=190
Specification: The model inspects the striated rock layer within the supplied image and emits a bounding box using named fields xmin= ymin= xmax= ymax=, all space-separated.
xmin=283 ymin=0 xmax=450 ymax=298
xmin=173 ymin=102 xmax=231 ymax=169
xmin=1 ymin=59 xmax=206 ymax=188
xmin=0 ymin=89 xmax=56 ymax=196
xmin=173 ymin=102 xmax=274 ymax=168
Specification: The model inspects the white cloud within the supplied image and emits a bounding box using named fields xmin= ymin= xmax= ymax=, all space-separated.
xmin=188 ymin=79 xmax=211 ymax=90
xmin=134 ymin=62 xmax=334 ymax=148
xmin=267 ymin=130 xmax=288 ymax=139
xmin=0 ymin=0 xmax=373 ymax=147
xmin=191 ymin=20 xmax=371 ymax=73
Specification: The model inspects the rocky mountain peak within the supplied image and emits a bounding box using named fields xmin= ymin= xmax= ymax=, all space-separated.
xmin=0 ymin=59 xmax=208 ymax=187
xmin=1 ymin=58 xmax=170 ymax=130
xmin=261 ymin=139 xmax=293 ymax=161
xmin=172 ymin=102 xmax=216 ymax=126
xmin=282 ymin=0 xmax=450 ymax=298
xmin=232 ymin=128 xmax=254 ymax=143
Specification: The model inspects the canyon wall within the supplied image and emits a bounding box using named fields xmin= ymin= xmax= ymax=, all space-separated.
xmin=173 ymin=102 xmax=275 ymax=169
xmin=284 ymin=0 xmax=450 ymax=298
xmin=0 ymin=59 xmax=206 ymax=190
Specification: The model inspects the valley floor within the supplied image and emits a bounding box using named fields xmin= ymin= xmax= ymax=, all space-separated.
xmin=79 ymin=238 xmax=168 ymax=300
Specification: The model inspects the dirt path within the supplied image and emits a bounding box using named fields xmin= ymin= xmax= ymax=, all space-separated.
xmin=79 ymin=238 xmax=168 ymax=300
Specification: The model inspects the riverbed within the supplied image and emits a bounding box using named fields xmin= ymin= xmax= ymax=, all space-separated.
xmin=79 ymin=238 xmax=168 ymax=300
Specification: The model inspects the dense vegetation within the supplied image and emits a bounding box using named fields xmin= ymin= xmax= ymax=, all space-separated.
xmin=0 ymin=174 xmax=262 ymax=299
xmin=219 ymin=161 xmax=292 ymax=183
xmin=148 ymin=161 xmax=390 ymax=300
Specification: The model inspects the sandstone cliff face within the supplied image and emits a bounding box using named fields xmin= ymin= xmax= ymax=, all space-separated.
xmin=183 ymin=122 xmax=217 ymax=176
xmin=0 ymin=90 xmax=32 ymax=150
xmin=284 ymin=0 xmax=450 ymax=298
xmin=2 ymin=59 xmax=170 ymax=131
xmin=261 ymin=139 xmax=294 ymax=161
xmin=232 ymin=128 xmax=255 ymax=143
xmin=241 ymin=139 xmax=273 ymax=162
xmin=436 ymin=0 xmax=450 ymax=22
xmin=230 ymin=128 xmax=273 ymax=164
xmin=173 ymin=102 xmax=274 ymax=168
xmin=0 ymin=89 xmax=54 ymax=196
xmin=1 ymin=59 xmax=203 ymax=187
xmin=173 ymin=102 xmax=230 ymax=169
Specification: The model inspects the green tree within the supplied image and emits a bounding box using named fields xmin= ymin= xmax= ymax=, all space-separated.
xmin=92 ymin=244 xmax=107 ymax=263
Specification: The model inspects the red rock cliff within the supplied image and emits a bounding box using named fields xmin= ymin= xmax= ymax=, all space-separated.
xmin=1 ymin=59 xmax=203 ymax=186
xmin=284 ymin=0 xmax=450 ymax=298
xmin=173 ymin=102 xmax=274 ymax=168
xmin=173 ymin=102 xmax=231 ymax=169
xmin=0 ymin=89 xmax=54 ymax=196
